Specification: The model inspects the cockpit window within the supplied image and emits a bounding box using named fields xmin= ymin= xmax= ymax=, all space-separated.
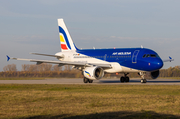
xmin=156 ymin=54 xmax=160 ymax=58
xmin=143 ymin=54 xmax=159 ymax=58
xmin=150 ymin=54 xmax=156 ymax=58
xmin=143 ymin=54 xmax=146 ymax=58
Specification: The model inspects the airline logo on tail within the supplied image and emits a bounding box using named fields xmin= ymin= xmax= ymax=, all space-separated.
xmin=58 ymin=19 xmax=77 ymax=51
xmin=59 ymin=26 xmax=71 ymax=50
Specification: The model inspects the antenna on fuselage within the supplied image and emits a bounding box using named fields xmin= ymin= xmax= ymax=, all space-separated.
xmin=141 ymin=45 xmax=144 ymax=48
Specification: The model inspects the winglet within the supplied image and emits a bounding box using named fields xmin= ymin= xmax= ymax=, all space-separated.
xmin=6 ymin=55 xmax=10 ymax=61
xmin=169 ymin=56 xmax=174 ymax=62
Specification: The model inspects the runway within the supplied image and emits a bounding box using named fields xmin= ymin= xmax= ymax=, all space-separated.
xmin=0 ymin=78 xmax=180 ymax=85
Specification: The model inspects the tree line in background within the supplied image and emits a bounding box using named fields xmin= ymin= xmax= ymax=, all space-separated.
xmin=1 ymin=64 xmax=180 ymax=78
xmin=159 ymin=66 xmax=180 ymax=77
xmin=2 ymin=64 xmax=81 ymax=78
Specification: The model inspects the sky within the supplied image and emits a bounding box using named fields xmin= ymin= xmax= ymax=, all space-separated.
xmin=0 ymin=0 xmax=180 ymax=71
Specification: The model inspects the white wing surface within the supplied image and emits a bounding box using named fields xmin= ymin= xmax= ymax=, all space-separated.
xmin=30 ymin=53 xmax=63 ymax=58
xmin=9 ymin=56 xmax=112 ymax=69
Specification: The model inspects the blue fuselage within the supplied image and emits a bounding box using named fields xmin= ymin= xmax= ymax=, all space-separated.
xmin=76 ymin=48 xmax=163 ymax=72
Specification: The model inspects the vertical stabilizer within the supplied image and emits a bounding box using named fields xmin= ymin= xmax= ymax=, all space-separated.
xmin=58 ymin=19 xmax=77 ymax=51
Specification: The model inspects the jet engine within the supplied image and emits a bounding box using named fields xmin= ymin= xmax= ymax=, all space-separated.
xmin=150 ymin=70 xmax=160 ymax=79
xmin=83 ymin=66 xmax=104 ymax=80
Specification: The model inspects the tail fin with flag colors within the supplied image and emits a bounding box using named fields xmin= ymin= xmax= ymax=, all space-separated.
xmin=58 ymin=19 xmax=77 ymax=52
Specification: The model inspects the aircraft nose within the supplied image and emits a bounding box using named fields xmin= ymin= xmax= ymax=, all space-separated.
xmin=153 ymin=59 xmax=163 ymax=70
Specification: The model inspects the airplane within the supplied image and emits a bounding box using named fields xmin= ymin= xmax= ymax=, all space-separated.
xmin=7 ymin=19 xmax=174 ymax=83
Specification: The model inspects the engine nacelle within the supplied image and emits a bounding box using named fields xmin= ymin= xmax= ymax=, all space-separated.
xmin=83 ymin=66 xmax=104 ymax=80
xmin=150 ymin=70 xmax=160 ymax=79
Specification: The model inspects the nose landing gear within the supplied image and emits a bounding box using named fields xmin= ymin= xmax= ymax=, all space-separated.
xmin=139 ymin=72 xmax=147 ymax=83
xmin=141 ymin=79 xmax=147 ymax=83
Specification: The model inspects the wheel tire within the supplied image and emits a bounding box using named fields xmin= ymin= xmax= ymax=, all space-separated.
xmin=141 ymin=79 xmax=147 ymax=83
xmin=125 ymin=77 xmax=129 ymax=82
xmin=83 ymin=77 xmax=88 ymax=83
xmin=89 ymin=79 xmax=93 ymax=83
xmin=120 ymin=77 xmax=125 ymax=83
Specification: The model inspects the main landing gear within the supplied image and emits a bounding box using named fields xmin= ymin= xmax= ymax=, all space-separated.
xmin=139 ymin=72 xmax=147 ymax=83
xmin=120 ymin=73 xmax=130 ymax=83
xmin=83 ymin=77 xmax=93 ymax=83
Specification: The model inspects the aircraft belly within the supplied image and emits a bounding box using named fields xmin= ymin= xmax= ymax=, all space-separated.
xmin=121 ymin=66 xmax=141 ymax=73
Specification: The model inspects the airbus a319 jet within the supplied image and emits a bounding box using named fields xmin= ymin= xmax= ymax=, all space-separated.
xmin=7 ymin=19 xmax=174 ymax=83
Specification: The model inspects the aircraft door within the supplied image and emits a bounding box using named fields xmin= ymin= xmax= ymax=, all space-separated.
xmin=132 ymin=50 xmax=139 ymax=63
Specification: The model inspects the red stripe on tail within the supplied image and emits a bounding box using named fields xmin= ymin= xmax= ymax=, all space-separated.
xmin=61 ymin=44 xmax=68 ymax=50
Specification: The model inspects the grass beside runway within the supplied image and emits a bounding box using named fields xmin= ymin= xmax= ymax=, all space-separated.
xmin=0 ymin=84 xmax=180 ymax=119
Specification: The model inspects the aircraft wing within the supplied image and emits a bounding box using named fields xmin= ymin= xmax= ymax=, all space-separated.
xmin=163 ymin=56 xmax=174 ymax=62
xmin=30 ymin=53 xmax=63 ymax=58
xmin=7 ymin=56 xmax=112 ymax=68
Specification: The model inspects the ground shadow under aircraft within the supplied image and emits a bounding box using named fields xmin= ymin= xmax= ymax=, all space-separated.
xmin=99 ymin=79 xmax=140 ymax=83
xmin=99 ymin=79 xmax=180 ymax=84
xmin=146 ymin=80 xmax=180 ymax=83
xmin=20 ymin=110 xmax=180 ymax=119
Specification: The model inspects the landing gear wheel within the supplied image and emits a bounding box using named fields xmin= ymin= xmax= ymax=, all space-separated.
xmin=141 ymin=79 xmax=147 ymax=83
xmin=120 ymin=77 xmax=125 ymax=83
xmin=83 ymin=77 xmax=88 ymax=83
xmin=89 ymin=79 xmax=93 ymax=83
xmin=120 ymin=76 xmax=129 ymax=83
xmin=125 ymin=77 xmax=129 ymax=82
